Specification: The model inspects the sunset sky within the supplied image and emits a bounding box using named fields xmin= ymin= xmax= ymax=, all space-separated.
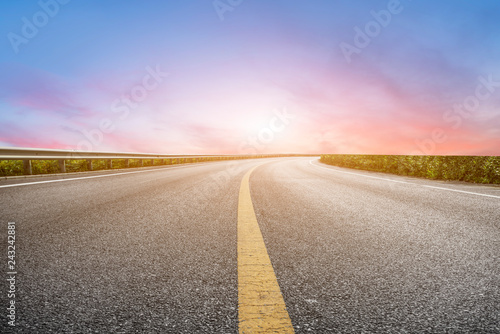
xmin=1 ymin=0 xmax=500 ymax=155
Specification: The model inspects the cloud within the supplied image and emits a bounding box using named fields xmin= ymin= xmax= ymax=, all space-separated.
xmin=0 ymin=63 xmax=93 ymax=118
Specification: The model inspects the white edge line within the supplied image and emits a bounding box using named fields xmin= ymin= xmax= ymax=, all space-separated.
xmin=309 ymin=159 xmax=500 ymax=200
xmin=0 ymin=162 xmax=215 ymax=189
xmin=420 ymin=184 xmax=500 ymax=199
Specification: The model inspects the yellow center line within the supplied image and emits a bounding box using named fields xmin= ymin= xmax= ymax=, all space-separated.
xmin=238 ymin=166 xmax=295 ymax=333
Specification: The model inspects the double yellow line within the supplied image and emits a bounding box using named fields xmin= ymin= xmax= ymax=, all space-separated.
xmin=237 ymin=166 xmax=295 ymax=333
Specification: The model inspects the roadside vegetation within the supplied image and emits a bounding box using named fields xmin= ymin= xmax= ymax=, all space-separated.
xmin=320 ymin=155 xmax=500 ymax=184
xmin=0 ymin=155 xmax=298 ymax=177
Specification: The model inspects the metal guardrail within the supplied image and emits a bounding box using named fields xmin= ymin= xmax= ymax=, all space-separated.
xmin=0 ymin=147 xmax=250 ymax=175
xmin=0 ymin=147 xmax=226 ymax=160
xmin=0 ymin=147 xmax=308 ymax=175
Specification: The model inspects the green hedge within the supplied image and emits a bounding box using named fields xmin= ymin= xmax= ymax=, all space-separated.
xmin=320 ymin=155 xmax=500 ymax=184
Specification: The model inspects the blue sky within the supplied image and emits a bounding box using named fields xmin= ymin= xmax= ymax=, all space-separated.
xmin=1 ymin=0 xmax=500 ymax=154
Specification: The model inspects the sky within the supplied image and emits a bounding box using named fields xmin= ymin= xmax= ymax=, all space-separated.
xmin=0 ymin=0 xmax=500 ymax=155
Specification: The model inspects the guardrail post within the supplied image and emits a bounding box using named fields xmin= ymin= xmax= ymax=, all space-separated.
xmin=139 ymin=159 xmax=144 ymax=167
xmin=58 ymin=160 xmax=66 ymax=173
xmin=124 ymin=159 xmax=129 ymax=168
xmin=87 ymin=159 xmax=93 ymax=171
xmin=159 ymin=159 xmax=164 ymax=165
xmin=106 ymin=159 xmax=113 ymax=169
xmin=23 ymin=159 xmax=32 ymax=175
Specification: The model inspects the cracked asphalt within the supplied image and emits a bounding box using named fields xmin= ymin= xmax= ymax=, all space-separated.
xmin=1 ymin=157 xmax=499 ymax=333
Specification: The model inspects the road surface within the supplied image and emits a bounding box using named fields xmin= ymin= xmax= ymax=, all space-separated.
xmin=1 ymin=158 xmax=499 ymax=333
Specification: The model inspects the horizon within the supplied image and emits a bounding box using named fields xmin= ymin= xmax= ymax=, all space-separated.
xmin=1 ymin=1 xmax=500 ymax=156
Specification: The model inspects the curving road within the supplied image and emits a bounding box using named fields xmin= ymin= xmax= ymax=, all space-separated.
xmin=1 ymin=158 xmax=499 ymax=333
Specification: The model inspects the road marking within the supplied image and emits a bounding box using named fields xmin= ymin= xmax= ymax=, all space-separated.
xmin=420 ymin=184 xmax=500 ymax=199
xmin=310 ymin=160 xmax=500 ymax=199
xmin=0 ymin=162 xmax=218 ymax=189
xmin=238 ymin=166 xmax=295 ymax=333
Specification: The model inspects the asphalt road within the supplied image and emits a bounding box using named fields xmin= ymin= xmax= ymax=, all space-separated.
xmin=1 ymin=158 xmax=499 ymax=333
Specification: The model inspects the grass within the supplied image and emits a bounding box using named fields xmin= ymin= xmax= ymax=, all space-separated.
xmin=320 ymin=154 xmax=500 ymax=184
